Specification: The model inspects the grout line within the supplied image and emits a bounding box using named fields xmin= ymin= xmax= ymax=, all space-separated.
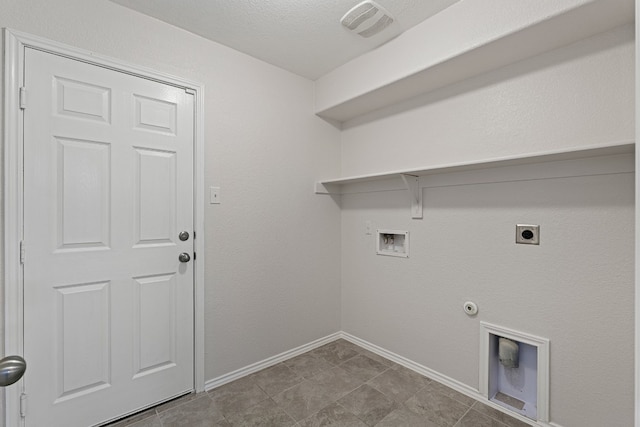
xmin=274 ymin=398 xmax=298 ymax=426
xmin=203 ymin=339 xmax=530 ymax=427
xmin=453 ymin=405 xmax=475 ymax=427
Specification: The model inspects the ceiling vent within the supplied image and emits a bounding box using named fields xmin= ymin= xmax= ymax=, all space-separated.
xmin=340 ymin=1 xmax=395 ymax=38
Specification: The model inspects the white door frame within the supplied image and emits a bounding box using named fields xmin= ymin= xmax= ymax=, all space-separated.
xmin=3 ymin=28 xmax=206 ymax=426
xmin=636 ymin=2 xmax=640 ymax=427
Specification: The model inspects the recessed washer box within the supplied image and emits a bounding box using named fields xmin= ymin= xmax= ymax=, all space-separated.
xmin=376 ymin=230 xmax=409 ymax=258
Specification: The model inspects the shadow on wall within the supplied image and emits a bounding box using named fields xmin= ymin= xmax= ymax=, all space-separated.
xmin=342 ymin=25 xmax=631 ymax=129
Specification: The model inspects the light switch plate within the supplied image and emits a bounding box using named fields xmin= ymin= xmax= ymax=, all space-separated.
xmin=210 ymin=187 xmax=221 ymax=204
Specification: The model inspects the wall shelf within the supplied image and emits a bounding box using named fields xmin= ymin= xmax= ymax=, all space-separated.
xmin=315 ymin=141 xmax=635 ymax=197
xmin=315 ymin=1 xmax=633 ymax=123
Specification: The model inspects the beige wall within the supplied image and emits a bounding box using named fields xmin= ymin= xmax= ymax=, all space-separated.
xmin=340 ymin=24 xmax=634 ymax=176
xmin=339 ymin=25 xmax=635 ymax=427
xmin=0 ymin=2 xmax=635 ymax=426
xmin=0 ymin=0 xmax=342 ymax=401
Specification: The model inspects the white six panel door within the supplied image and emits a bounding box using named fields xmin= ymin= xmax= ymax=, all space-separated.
xmin=22 ymin=48 xmax=195 ymax=427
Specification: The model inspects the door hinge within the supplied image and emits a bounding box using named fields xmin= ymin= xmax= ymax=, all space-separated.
xmin=20 ymin=393 xmax=27 ymax=417
xmin=193 ymin=252 xmax=196 ymax=260
xmin=19 ymin=240 xmax=25 ymax=264
xmin=19 ymin=87 xmax=27 ymax=109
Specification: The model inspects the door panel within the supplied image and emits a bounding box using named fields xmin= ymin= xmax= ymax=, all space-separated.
xmin=23 ymin=47 xmax=195 ymax=427
xmin=134 ymin=148 xmax=177 ymax=245
xmin=54 ymin=77 xmax=111 ymax=123
xmin=56 ymin=137 xmax=111 ymax=250
xmin=134 ymin=95 xmax=177 ymax=134
xmin=133 ymin=273 xmax=178 ymax=378
xmin=54 ymin=281 xmax=111 ymax=401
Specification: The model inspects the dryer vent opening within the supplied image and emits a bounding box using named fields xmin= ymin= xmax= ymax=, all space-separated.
xmin=480 ymin=322 xmax=550 ymax=423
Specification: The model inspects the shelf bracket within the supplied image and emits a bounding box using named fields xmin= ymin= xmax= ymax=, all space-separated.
xmin=315 ymin=182 xmax=341 ymax=195
xmin=400 ymin=174 xmax=422 ymax=219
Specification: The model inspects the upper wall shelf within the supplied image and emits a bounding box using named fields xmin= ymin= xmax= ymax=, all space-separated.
xmin=314 ymin=1 xmax=633 ymax=123
xmin=315 ymin=141 xmax=635 ymax=196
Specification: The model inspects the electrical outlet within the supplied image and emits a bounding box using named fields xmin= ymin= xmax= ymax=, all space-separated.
xmin=516 ymin=224 xmax=539 ymax=245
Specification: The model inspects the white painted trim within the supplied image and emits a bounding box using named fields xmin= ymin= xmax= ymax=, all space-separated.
xmin=635 ymin=4 xmax=640 ymax=427
xmin=478 ymin=322 xmax=550 ymax=423
xmin=193 ymin=82 xmax=206 ymax=393
xmin=317 ymin=140 xmax=633 ymax=188
xmin=332 ymin=149 xmax=636 ymax=195
xmin=314 ymin=181 xmax=341 ymax=195
xmin=205 ymin=332 xmax=342 ymax=391
xmin=2 ymin=28 xmax=207 ymax=424
xmin=3 ymin=28 xmax=26 ymax=427
xmin=340 ymin=332 xmax=479 ymax=397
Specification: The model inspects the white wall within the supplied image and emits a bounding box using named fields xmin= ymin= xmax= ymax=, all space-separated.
xmin=341 ymin=24 xmax=634 ymax=177
xmin=339 ymin=25 xmax=635 ymax=427
xmin=0 ymin=0 xmax=342 ymax=396
xmin=314 ymin=0 xmax=633 ymax=121
xmin=0 ymin=2 xmax=635 ymax=427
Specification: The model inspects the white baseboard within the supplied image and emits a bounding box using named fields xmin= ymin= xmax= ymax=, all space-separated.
xmin=204 ymin=331 xmax=563 ymax=427
xmin=338 ymin=332 xmax=480 ymax=397
xmin=204 ymin=332 xmax=341 ymax=391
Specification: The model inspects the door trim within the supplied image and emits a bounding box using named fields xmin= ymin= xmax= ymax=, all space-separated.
xmin=3 ymin=28 xmax=206 ymax=426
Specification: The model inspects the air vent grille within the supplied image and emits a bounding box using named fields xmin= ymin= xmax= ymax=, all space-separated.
xmin=340 ymin=1 xmax=395 ymax=38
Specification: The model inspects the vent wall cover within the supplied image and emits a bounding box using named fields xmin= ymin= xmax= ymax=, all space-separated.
xmin=341 ymin=1 xmax=395 ymax=38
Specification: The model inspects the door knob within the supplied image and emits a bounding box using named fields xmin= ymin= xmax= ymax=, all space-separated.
xmin=179 ymin=253 xmax=191 ymax=263
xmin=0 ymin=355 xmax=26 ymax=387
xmin=178 ymin=231 xmax=190 ymax=241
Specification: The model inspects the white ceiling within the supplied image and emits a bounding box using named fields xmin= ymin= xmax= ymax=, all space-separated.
xmin=110 ymin=0 xmax=460 ymax=80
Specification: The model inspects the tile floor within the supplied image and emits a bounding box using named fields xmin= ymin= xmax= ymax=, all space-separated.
xmin=108 ymin=339 xmax=531 ymax=427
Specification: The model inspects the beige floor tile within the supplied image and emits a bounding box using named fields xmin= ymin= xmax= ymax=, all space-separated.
xmin=332 ymin=339 xmax=364 ymax=353
xmin=355 ymin=348 xmax=396 ymax=367
xmin=208 ymin=376 xmax=269 ymax=417
xmin=405 ymin=386 xmax=471 ymax=427
xmin=272 ymin=380 xmax=336 ymax=421
xmin=425 ymin=380 xmax=476 ymax=406
xmin=125 ymin=415 xmax=163 ymax=427
xmin=340 ymin=354 xmax=390 ymax=383
xmin=154 ymin=392 xmax=202 ymax=414
xmin=158 ymin=395 xmax=225 ymax=427
xmin=109 ymin=341 xmax=543 ymax=427
xmin=310 ymin=340 xmax=360 ymax=365
xmin=368 ymin=366 xmax=429 ymax=404
xmin=337 ymin=384 xmax=399 ymax=426
xmin=250 ymin=363 xmax=304 ymax=396
xmin=107 ymin=408 xmax=158 ymax=427
xmin=310 ymin=366 xmax=364 ymax=400
xmin=376 ymin=405 xmax=441 ymax=427
xmin=284 ymin=352 xmax=335 ymax=378
xmin=225 ymin=398 xmax=296 ymax=426
xmin=456 ymin=408 xmax=508 ymax=427
xmin=471 ymin=402 xmax=532 ymax=427
xmin=297 ymin=402 xmax=369 ymax=427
